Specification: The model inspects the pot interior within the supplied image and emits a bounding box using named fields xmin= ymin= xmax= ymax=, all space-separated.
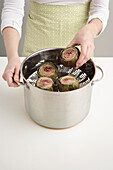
xmin=21 ymin=48 xmax=95 ymax=88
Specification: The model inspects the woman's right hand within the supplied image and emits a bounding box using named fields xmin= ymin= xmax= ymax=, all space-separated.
xmin=2 ymin=56 xmax=21 ymax=87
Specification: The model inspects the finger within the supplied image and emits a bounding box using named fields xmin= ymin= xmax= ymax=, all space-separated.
xmin=7 ymin=76 xmax=19 ymax=87
xmin=2 ymin=71 xmax=13 ymax=84
xmin=14 ymin=66 xmax=20 ymax=83
xmin=76 ymin=44 xmax=87 ymax=68
xmin=6 ymin=72 xmax=15 ymax=87
xmin=2 ymin=73 xmax=7 ymax=81
xmin=4 ymin=71 xmax=18 ymax=87
xmin=12 ymin=83 xmax=19 ymax=87
xmin=77 ymin=46 xmax=93 ymax=68
xmin=2 ymin=66 xmax=10 ymax=81
xmin=66 ymin=37 xmax=78 ymax=47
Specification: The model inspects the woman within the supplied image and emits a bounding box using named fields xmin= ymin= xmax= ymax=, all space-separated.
xmin=1 ymin=0 xmax=109 ymax=87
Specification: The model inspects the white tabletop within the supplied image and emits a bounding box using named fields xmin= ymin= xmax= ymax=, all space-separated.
xmin=0 ymin=57 xmax=113 ymax=170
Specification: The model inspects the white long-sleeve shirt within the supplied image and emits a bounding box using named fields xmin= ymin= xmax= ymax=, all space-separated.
xmin=1 ymin=0 xmax=109 ymax=37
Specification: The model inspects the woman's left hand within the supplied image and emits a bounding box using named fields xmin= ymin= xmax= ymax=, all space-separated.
xmin=67 ymin=24 xmax=95 ymax=69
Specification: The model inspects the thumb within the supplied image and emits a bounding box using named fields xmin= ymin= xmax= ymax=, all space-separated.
xmin=14 ymin=66 xmax=20 ymax=83
xmin=66 ymin=36 xmax=78 ymax=47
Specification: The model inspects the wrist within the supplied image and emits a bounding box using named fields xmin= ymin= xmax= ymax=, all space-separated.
xmin=8 ymin=54 xmax=19 ymax=62
xmin=87 ymin=23 xmax=99 ymax=38
xmin=88 ymin=18 xmax=103 ymax=38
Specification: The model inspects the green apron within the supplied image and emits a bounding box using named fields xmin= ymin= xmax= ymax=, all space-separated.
xmin=22 ymin=1 xmax=90 ymax=57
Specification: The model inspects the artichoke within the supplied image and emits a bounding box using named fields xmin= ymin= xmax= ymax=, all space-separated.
xmin=37 ymin=62 xmax=58 ymax=79
xmin=35 ymin=77 xmax=54 ymax=91
xmin=60 ymin=47 xmax=80 ymax=67
xmin=58 ymin=75 xmax=79 ymax=92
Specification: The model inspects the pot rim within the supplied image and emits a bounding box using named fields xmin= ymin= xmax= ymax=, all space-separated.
xmin=20 ymin=48 xmax=96 ymax=94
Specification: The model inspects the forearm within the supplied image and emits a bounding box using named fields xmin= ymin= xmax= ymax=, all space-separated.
xmin=87 ymin=18 xmax=103 ymax=38
xmin=2 ymin=27 xmax=20 ymax=60
xmin=88 ymin=0 xmax=109 ymax=35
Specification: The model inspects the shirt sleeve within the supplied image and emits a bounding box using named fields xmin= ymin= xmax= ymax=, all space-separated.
xmin=1 ymin=0 xmax=25 ymax=37
xmin=88 ymin=0 xmax=109 ymax=35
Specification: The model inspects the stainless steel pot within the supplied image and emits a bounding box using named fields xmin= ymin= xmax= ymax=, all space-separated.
xmin=18 ymin=48 xmax=103 ymax=129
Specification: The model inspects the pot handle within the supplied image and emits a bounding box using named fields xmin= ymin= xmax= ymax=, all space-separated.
xmin=13 ymin=77 xmax=25 ymax=86
xmin=13 ymin=78 xmax=31 ymax=89
xmin=91 ymin=65 xmax=104 ymax=86
xmin=15 ymin=81 xmax=25 ymax=86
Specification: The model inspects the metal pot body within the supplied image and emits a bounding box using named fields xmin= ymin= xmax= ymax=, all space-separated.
xmin=24 ymin=82 xmax=92 ymax=129
xmin=19 ymin=48 xmax=103 ymax=129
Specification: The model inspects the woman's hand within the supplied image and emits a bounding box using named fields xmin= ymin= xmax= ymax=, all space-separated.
xmin=67 ymin=24 xmax=95 ymax=68
xmin=2 ymin=27 xmax=21 ymax=87
xmin=2 ymin=56 xmax=21 ymax=87
xmin=67 ymin=19 xmax=103 ymax=68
